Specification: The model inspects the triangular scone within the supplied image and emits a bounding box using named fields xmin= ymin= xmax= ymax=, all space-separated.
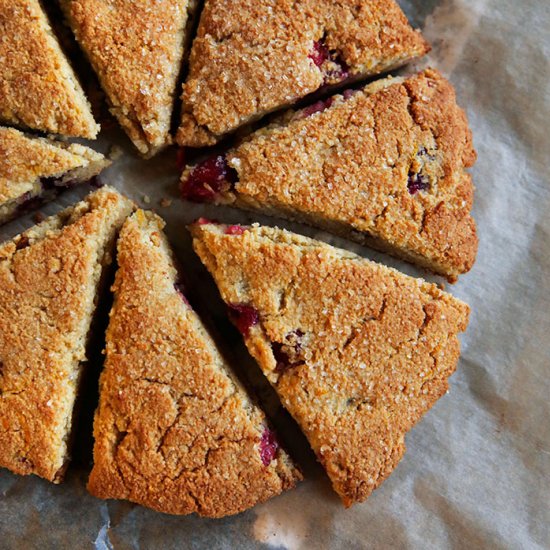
xmin=0 ymin=126 xmax=111 ymax=225
xmin=176 ymin=0 xmax=430 ymax=147
xmin=88 ymin=211 xmax=301 ymax=517
xmin=0 ymin=0 xmax=98 ymax=138
xmin=0 ymin=187 xmax=134 ymax=482
xmin=181 ymin=69 xmax=477 ymax=282
xmin=191 ymin=222 xmax=470 ymax=507
xmin=60 ymin=0 xmax=198 ymax=156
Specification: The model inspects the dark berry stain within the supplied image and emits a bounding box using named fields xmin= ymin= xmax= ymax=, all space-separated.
xmin=343 ymin=88 xmax=358 ymax=100
xmin=273 ymin=330 xmax=305 ymax=373
xmin=407 ymin=147 xmax=434 ymax=195
xmin=227 ymin=304 xmax=259 ymax=336
xmin=309 ymin=39 xmax=349 ymax=84
xmin=259 ymin=428 xmax=279 ymax=466
xmin=300 ymin=97 xmax=334 ymax=118
xmin=300 ymin=88 xmax=358 ymax=120
xmin=308 ymin=41 xmax=330 ymax=67
xmin=174 ymin=282 xmax=190 ymax=306
xmin=180 ymin=155 xmax=238 ymax=203
xmin=407 ymin=172 xmax=430 ymax=195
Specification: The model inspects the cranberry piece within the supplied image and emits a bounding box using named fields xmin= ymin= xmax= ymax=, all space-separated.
xmin=196 ymin=217 xmax=218 ymax=225
xmin=343 ymin=88 xmax=358 ymax=101
xmin=407 ymin=172 xmax=430 ymax=195
xmin=300 ymin=97 xmax=334 ymax=118
xmin=180 ymin=155 xmax=238 ymax=203
xmin=309 ymin=40 xmax=330 ymax=67
xmin=174 ymin=282 xmax=190 ymax=306
xmin=227 ymin=303 xmax=259 ymax=336
xmin=259 ymin=428 xmax=279 ymax=466
xmin=309 ymin=39 xmax=349 ymax=83
xmin=273 ymin=342 xmax=291 ymax=372
xmin=176 ymin=148 xmax=186 ymax=172
xmin=225 ymin=224 xmax=246 ymax=235
xmin=273 ymin=330 xmax=304 ymax=373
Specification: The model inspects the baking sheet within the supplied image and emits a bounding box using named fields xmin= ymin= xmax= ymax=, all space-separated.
xmin=1 ymin=0 xmax=549 ymax=548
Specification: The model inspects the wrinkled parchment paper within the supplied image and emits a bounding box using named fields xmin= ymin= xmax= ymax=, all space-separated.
xmin=1 ymin=1 xmax=549 ymax=548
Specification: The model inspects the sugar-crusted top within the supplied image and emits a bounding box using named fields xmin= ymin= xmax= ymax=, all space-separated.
xmin=184 ymin=68 xmax=476 ymax=281
xmin=60 ymin=0 xmax=195 ymax=155
xmin=88 ymin=211 xmax=300 ymax=517
xmin=0 ymin=187 xmax=134 ymax=482
xmin=0 ymin=0 xmax=99 ymax=138
xmin=177 ymin=0 xmax=429 ymax=146
xmin=191 ymin=222 xmax=470 ymax=506
xmin=0 ymin=126 xmax=106 ymax=204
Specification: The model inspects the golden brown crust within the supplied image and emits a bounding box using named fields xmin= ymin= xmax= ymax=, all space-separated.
xmin=0 ymin=0 xmax=99 ymax=138
xmin=0 ymin=126 xmax=109 ymax=208
xmin=182 ymin=68 xmax=477 ymax=281
xmin=176 ymin=0 xmax=429 ymax=146
xmin=0 ymin=187 xmax=134 ymax=482
xmin=88 ymin=211 xmax=300 ymax=517
xmin=191 ymin=222 xmax=470 ymax=506
xmin=60 ymin=0 xmax=196 ymax=156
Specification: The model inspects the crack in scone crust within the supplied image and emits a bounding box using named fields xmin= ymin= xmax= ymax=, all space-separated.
xmin=191 ymin=223 xmax=470 ymax=506
xmin=201 ymin=68 xmax=477 ymax=281
xmin=87 ymin=211 xmax=300 ymax=517
xmin=176 ymin=0 xmax=429 ymax=146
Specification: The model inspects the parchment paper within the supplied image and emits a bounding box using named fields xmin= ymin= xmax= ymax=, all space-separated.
xmin=1 ymin=1 xmax=549 ymax=548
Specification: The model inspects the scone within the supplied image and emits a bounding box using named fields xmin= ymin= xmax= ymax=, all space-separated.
xmin=176 ymin=0 xmax=430 ymax=147
xmin=0 ymin=126 xmax=110 ymax=225
xmin=191 ymin=221 xmax=470 ymax=507
xmin=0 ymin=0 xmax=98 ymax=138
xmin=60 ymin=0 xmax=199 ymax=156
xmin=0 ymin=187 xmax=134 ymax=482
xmin=88 ymin=211 xmax=301 ymax=517
xmin=181 ymin=69 xmax=477 ymax=282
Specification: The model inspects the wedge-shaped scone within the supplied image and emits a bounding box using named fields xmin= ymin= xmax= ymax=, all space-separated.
xmin=0 ymin=187 xmax=134 ymax=482
xmin=176 ymin=0 xmax=430 ymax=146
xmin=191 ymin=222 xmax=470 ymax=507
xmin=88 ymin=211 xmax=300 ymax=517
xmin=0 ymin=0 xmax=98 ymax=138
xmin=0 ymin=126 xmax=111 ymax=225
xmin=60 ymin=0 xmax=198 ymax=156
xmin=181 ymin=69 xmax=477 ymax=282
